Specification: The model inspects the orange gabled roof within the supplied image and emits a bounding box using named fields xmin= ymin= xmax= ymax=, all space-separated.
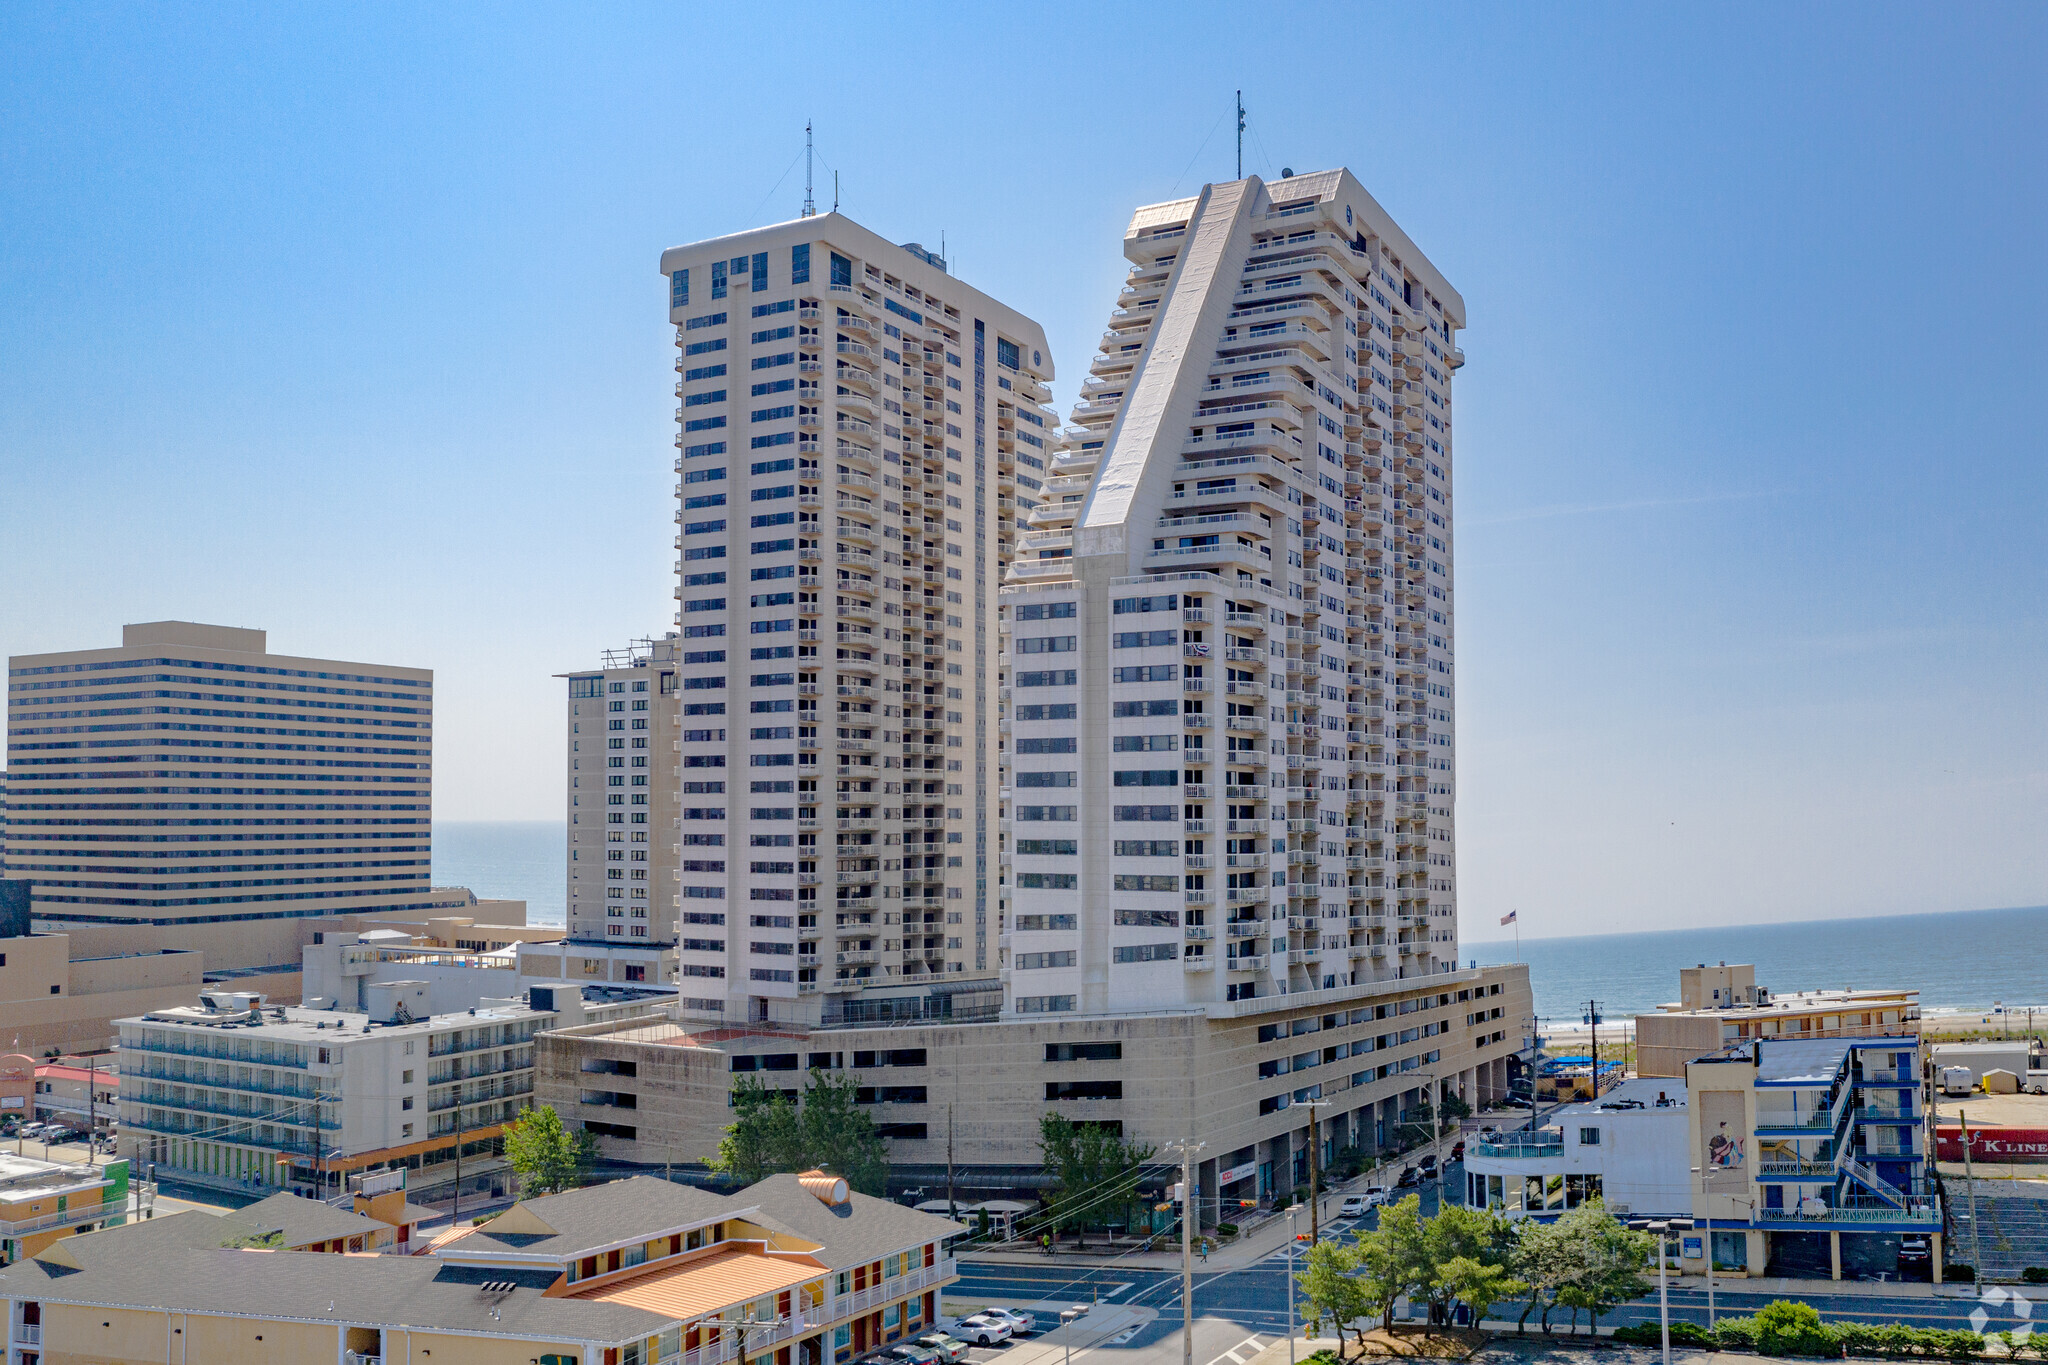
xmin=571 ymin=1247 xmax=824 ymax=1322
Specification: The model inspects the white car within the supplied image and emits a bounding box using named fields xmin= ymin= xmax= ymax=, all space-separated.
xmin=979 ymin=1308 xmax=1037 ymax=1335
xmin=949 ymin=1316 xmax=1013 ymax=1347
xmin=1338 ymin=1195 xmax=1369 ymax=1218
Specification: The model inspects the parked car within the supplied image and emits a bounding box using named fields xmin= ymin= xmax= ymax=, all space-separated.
xmin=19 ymin=1122 xmax=48 ymax=1140
xmin=1417 ymin=1153 xmax=1439 ymax=1174
xmin=978 ymin=1308 xmax=1036 ymax=1336
xmin=948 ymin=1316 xmax=1013 ymax=1347
xmin=1897 ymin=1234 xmax=1933 ymax=1281
xmin=1396 ymin=1166 xmax=1421 ymax=1188
xmin=42 ymin=1127 xmax=77 ymax=1145
xmin=1338 ymin=1194 xmax=1369 ymax=1218
xmin=914 ymin=1334 xmax=971 ymax=1363
xmin=1450 ymin=1141 xmax=1465 ymax=1162
xmin=887 ymin=1345 xmax=942 ymax=1365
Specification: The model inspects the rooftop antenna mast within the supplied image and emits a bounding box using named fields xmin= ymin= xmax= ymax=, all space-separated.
xmin=802 ymin=122 xmax=816 ymax=218
xmin=833 ymin=170 xmax=840 ymax=214
xmin=1236 ymin=90 xmax=1245 ymax=180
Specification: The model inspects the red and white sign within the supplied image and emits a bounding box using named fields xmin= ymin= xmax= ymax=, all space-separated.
xmin=1936 ymin=1127 xmax=2048 ymax=1161
xmin=1217 ymin=1160 xmax=1260 ymax=1187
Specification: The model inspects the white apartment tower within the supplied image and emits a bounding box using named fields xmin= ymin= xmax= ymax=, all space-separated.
xmin=658 ymin=214 xmax=1058 ymax=1026
xmin=562 ymin=637 xmax=684 ymax=965
xmin=999 ymin=170 xmax=1466 ymax=1015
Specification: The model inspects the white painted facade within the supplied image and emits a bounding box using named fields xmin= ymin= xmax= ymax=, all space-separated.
xmin=657 ymin=215 xmax=1057 ymax=1026
xmin=116 ymin=991 xmax=547 ymax=1192
xmin=1463 ymin=1078 xmax=1693 ymax=1219
xmin=998 ymin=170 xmax=1465 ymax=1016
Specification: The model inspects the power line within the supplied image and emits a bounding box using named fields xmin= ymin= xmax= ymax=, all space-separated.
xmin=747 ymin=144 xmax=808 ymax=226
xmin=1170 ymin=109 xmax=1230 ymax=197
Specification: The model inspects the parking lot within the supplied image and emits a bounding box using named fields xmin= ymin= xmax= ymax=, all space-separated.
xmin=2 ymin=1123 xmax=116 ymax=1166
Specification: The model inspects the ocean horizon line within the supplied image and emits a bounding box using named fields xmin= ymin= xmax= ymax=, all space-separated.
xmin=1465 ymin=899 xmax=2048 ymax=951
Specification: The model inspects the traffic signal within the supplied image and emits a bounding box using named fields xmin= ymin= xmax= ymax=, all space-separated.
xmin=1238 ymin=1199 xmax=1257 ymax=1208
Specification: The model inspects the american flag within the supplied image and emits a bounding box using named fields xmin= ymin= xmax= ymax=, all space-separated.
xmin=1499 ymin=910 xmax=1517 ymax=926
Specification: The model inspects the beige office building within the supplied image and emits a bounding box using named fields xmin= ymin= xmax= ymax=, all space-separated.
xmin=561 ymin=636 xmax=685 ymax=972
xmin=657 ymin=215 xmax=1057 ymax=1026
xmin=4 ymin=622 xmax=434 ymax=975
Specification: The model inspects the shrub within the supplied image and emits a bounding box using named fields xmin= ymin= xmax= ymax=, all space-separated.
xmin=1948 ymin=1263 xmax=1977 ymax=1282
xmin=1711 ymin=1317 xmax=1759 ymax=1351
xmin=1614 ymin=1321 xmax=1712 ymax=1347
xmin=1215 ymin=1223 xmax=1238 ymax=1238
xmin=2022 ymin=1266 xmax=2048 ymax=1284
xmin=1756 ymin=1299 xmax=1832 ymax=1357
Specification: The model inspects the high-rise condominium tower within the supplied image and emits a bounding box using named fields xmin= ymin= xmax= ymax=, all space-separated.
xmin=1000 ymin=170 xmax=1465 ymax=1015
xmin=4 ymin=622 xmax=434 ymax=973
xmin=657 ymin=214 xmax=1057 ymax=1025
xmin=561 ymin=636 xmax=684 ymax=968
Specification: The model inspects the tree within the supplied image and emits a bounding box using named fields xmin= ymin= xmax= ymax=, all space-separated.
xmin=1508 ymin=1217 xmax=1576 ymax=1334
xmin=1421 ymin=1204 xmax=1521 ymax=1325
xmin=1434 ymin=1255 xmax=1525 ymax=1328
xmin=710 ymin=1070 xmax=891 ymax=1195
xmin=797 ymin=1070 xmax=888 ymax=1196
xmin=1550 ymin=1201 xmax=1650 ymax=1336
xmin=1036 ymin=1114 xmax=1156 ymax=1249
xmin=712 ymin=1075 xmax=807 ymax=1185
xmin=1352 ymin=1193 xmax=1431 ymax=1330
xmin=1296 ymin=1237 xmax=1374 ymax=1355
xmin=504 ymin=1104 xmax=596 ymax=1196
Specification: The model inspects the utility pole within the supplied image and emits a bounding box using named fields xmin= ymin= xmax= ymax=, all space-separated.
xmin=1167 ymin=1139 xmax=1205 ymax=1365
xmin=1960 ymin=1111 xmax=1984 ymax=1278
xmin=1301 ymin=1099 xmax=1329 ymax=1244
xmin=802 ymin=122 xmax=816 ymax=218
xmin=1235 ymin=92 xmax=1245 ymax=180
xmin=946 ymin=1104 xmax=956 ymax=1220
xmin=86 ymin=1053 xmax=97 ymax=1166
xmin=453 ymin=1129 xmax=462 ymax=1227
xmin=1586 ymin=998 xmax=1601 ymax=1100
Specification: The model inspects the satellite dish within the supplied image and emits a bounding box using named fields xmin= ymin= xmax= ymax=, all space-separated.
xmin=1281 ymin=167 xmax=1294 ymax=178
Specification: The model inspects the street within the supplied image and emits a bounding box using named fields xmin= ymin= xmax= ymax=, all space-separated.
xmin=951 ymin=1202 xmax=2016 ymax=1365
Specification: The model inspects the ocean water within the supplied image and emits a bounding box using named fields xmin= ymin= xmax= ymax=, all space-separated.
xmin=434 ymin=821 xmax=567 ymax=927
xmin=1468 ymin=902 xmax=2048 ymax=1023
xmin=428 ymin=821 xmax=2047 ymax=1022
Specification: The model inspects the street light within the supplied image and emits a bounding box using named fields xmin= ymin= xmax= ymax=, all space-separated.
xmin=1285 ymin=1203 xmax=1305 ymax=1365
xmin=1060 ymin=1304 xmax=1087 ymax=1365
xmin=1688 ymin=1165 xmax=1718 ymax=1327
xmin=1627 ymin=1216 xmax=1694 ymax=1365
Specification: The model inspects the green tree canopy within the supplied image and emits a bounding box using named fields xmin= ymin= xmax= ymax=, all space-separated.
xmin=1295 ymin=1236 xmax=1375 ymax=1354
xmin=1527 ymin=1200 xmax=1651 ymax=1335
xmin=710 ymin=1069 xmax=890 ymax=1195
xmin=504 ymin=1103 xmax=596 ymax=1196
xmin=1035 ymin=1114 xmax=1156 ymax=1249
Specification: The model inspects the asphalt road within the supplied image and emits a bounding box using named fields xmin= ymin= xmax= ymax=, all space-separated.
xmin=955 ymin=1214 xmax=2012 ymax=1365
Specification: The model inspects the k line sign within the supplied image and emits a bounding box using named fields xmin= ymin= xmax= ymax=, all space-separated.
xmin=1936 ymin=1127 xmax=2048 ymax=1161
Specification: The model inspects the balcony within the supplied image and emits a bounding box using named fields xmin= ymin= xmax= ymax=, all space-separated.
xmin=1471 ymin=1134 xmax=1565 ymax=1160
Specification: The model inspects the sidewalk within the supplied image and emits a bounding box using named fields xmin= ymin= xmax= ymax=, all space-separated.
xmin=965 ymin=1165 xmax=1430 ymax=1272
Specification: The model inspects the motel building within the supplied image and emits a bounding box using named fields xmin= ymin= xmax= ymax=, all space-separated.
xmin=1467 ymin=1037 xmax=1940 ymax=1282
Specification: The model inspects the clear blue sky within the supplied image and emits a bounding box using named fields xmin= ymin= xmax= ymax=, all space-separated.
xmin=4 ymin=4 xmax=2044 ymax=939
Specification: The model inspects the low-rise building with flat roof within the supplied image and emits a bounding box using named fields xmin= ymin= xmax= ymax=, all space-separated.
xmin=0 ymin=1152 xmax=130 ymax=1263
xmin=116 ymin=986 xmax=664 ymax=1200
xmin=1635 ymin=963 xmax=1918 ymax=1079
xmin=1463 ymin=1077 xmax=1691 ymax=1221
